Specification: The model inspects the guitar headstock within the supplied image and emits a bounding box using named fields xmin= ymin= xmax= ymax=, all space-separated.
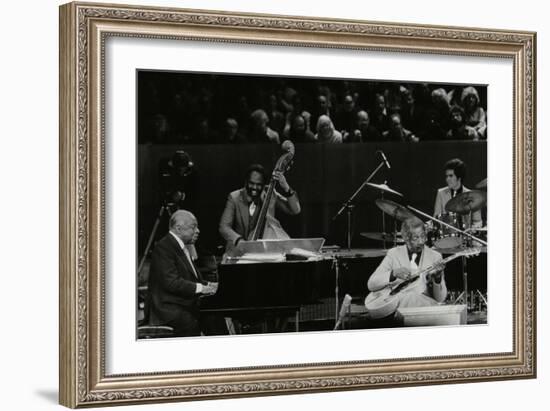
xmin=456 ymin=247 xmax=482 ymax=258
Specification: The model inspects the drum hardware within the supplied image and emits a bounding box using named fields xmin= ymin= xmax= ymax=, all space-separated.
xmin=475 ymin=178 xmax=487 ymax=189
xmin=431 ymin=212 xmax=463 ymax=249
xmin=445 ymin=190 xmax=487 ymax=214
xmin=406 ymin=205 xmax=487 ymax=246
xmin=444 ymin=190 xmax=487 ymax=249
xmin=375 ymin=198 xmax=418 ymax=222
xmin=368 ymin=183 xmax=403 ymax=248
xmin=366 ymin=182 xmax=403 ymax=197
xmin=406 ymin=204 xmax=487 ymax=310
xmin=360 ymin=232 xmax=404 ymax=244
xmin=375 ymin=198 xmax=423 ymax=249
xmin=332 ymin=156 xmax=391 ymax=250
xmin=331 ymin=256 xmax=341 ymax=328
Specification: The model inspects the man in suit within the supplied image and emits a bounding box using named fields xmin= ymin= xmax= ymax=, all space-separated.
xmin=147 ymin=210 xmax=218 ymax=337
xmin=433 ymin=158 xmax=482 ymax=227
xmin=367 ymin=218 xmax=447 ymax=317
xmin=219 ymin=164 xmax=301 ymax=250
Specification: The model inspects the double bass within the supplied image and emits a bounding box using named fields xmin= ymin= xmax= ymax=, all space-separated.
xmin=249 ymin=141 xmax=295 ymax=240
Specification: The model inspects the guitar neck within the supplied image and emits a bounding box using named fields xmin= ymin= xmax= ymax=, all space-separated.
xmin=408 ymin=252 xmax=466 ymax=282
xmin=423 ymin=251 xmax=468 ymax=276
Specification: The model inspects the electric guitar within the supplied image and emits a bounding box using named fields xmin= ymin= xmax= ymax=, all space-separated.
xmin=364 ymin=247 xmax=480 ymax=319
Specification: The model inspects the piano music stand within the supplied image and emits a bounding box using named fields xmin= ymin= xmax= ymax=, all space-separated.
xmin=234 ymin=238 xmax=325 ymax=255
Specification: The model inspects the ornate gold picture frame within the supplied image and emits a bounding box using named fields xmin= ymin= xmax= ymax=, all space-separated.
xmin=59 ymin=1 xmax=536 ymax=407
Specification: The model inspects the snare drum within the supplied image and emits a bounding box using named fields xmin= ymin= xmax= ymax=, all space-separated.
xmin=433 ymin=213 xmax=463 ymax=249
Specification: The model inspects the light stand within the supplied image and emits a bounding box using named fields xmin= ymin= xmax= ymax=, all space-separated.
xmin=137 ymin=203 xmax=172 ymax=276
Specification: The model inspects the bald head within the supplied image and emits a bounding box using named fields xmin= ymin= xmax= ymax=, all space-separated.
xmin=169 ymin=210 xmax=199 ymax=244
xmin=357 ymin=110 xmax=370 ymax=127
xmin=170 ymin=210 xmax=194 ymax=228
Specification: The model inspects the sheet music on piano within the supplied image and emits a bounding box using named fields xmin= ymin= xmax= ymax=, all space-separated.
xmin=222 ymin=238 xmax=326 ymax=264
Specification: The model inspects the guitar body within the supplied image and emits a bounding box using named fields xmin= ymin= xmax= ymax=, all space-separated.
xmin=364 ymin=247 xmax=480 ymax=319
xmin=364 ymin=277 xmax=422 ymax=319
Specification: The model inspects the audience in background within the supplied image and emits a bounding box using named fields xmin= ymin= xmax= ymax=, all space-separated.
xmin=249 ymin=109 xmax=280 ymax=144
xmin=138 ymin=72 xmax=488 ymax=145
xmin=461 ymin=86 xmax=487 ymax=140
xmin=315 ymin=115 xmax=343 ymax=143
xmin=446 ymin=106 xmax=478 ymax=141
xmin=344 ymin=110 xmax=381 ymax=143
xmin=383 ymin=113 xmax=419 ymax=143
xmin=284 ymin=114 xmax=316 ymax=143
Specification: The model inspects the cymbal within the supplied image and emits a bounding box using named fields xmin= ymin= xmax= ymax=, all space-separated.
xmin=445 ymin=190 xmax=487 ymax=214
xmin=475 ymin=178 xmax=487 ymax=189
xmin=366 ymin=182 xmax=403 ymax=197
xmin=360 ymin=232 xmax=405 ymax=243
xmin=375 ymin=198 xmax=417 ymax=221
xmin=435 ymin=245 xmax=487 ymax=255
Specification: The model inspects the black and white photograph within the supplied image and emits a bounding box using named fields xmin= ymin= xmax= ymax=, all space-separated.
xmin=53 ymin=1 xmax=537 ymax=408
xmin=136 ymin=71 xmax=488 ymax=339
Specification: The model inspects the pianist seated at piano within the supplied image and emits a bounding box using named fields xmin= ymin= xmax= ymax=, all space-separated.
xmin=219 ymin=163 xmax=301 ymax=250
xmin=365 ymin=218 xmax=447 ymax=321
xmin=146 ymin=210 xmax=219 ymax=337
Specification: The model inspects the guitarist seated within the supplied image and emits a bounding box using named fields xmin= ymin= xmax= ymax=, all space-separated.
xmin=366 ymin=218 xmax=447 ymax=319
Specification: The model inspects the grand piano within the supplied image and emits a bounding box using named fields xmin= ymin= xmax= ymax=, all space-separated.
xmin=199 ymin=238 xmax=334 ymax=332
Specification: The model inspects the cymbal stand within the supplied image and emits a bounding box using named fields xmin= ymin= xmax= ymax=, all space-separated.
xmin=476 ymin=289 xmax=488 ymax=307
xmin=406 ymin=205 xmax=486 ymax=246
xmin=332 ymin=256 xmax=340 ymax=328
xmin=381 ymin=189 xmax=387 ymax=249
xmin=408 ymin=205 xmax=482 ymax=312
xmin=393 ymin=217 xmax=398 ymax=248
xmin=453 ymin=255 xmax=469 ymax=309
xmin=332 ymin=160 xmax=386 ymax=250
xmin=346 ymin=205 xmax=355 ymax=251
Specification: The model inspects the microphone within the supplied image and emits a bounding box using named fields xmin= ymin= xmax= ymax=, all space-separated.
xmin=378 ymin=150 xmax=391 ymax=169
xmin=333 ymin=294 xmax=353 ymax=330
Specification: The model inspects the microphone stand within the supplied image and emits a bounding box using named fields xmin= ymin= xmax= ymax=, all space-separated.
xmin=332 ymin=160 xmax=386 ymax=250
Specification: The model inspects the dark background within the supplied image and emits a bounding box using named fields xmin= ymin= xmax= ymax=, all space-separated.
xmin=136 ymin=71 xmax=488 ymax=296
xmin=137 ymin=141 xmax=486 ymax=254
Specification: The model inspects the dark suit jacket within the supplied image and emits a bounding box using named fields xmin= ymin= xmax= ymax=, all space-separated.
xmin=147 ymin=234 xmax=204 ymax=325
xmin=219 ymin=188 xmax=298 ymax=248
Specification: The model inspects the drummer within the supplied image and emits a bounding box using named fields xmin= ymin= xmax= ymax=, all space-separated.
xmin=434 ymin=158 xmax=482 ymax=229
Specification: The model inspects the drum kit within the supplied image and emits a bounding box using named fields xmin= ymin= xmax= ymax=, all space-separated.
xmin=360 ymin=179 xmax=488 ymax=252
xmin=332 ymin=150 xmax=487 ymax=319
xmin=357 ymin=178 xmax=487 ymax=310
